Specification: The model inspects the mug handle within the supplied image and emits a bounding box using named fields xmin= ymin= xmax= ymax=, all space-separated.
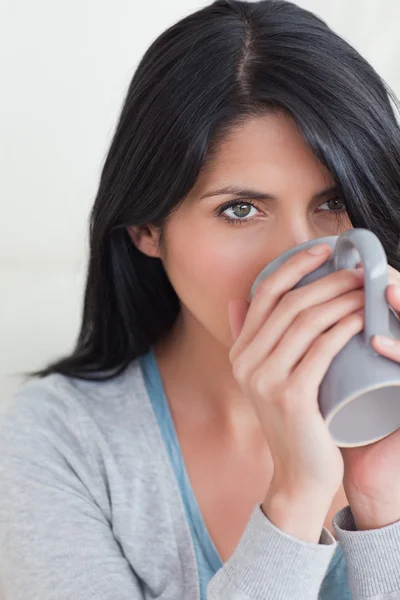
xmin=332 ymin=228 xmax=390 ymax=348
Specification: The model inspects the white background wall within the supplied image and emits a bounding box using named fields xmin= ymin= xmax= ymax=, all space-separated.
xmin=1 ymin=0 xmax=400 ymax=403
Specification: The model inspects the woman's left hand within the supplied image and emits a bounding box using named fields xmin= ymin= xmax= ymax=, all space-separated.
xmin=340 ymin=265 xmax=400 ymax=531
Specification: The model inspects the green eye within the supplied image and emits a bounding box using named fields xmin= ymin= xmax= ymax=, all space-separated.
xmin=216 ymin=201 xmax=259 ymax=226
xmin=318 ymin=198 xmax=347 ymax=212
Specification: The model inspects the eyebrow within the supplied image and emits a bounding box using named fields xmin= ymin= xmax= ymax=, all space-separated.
xmin=199 ymin=184 xmax=338 ymax=201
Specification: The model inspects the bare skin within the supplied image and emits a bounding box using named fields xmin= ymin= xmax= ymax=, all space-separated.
xmin=154 ymin=335 xmax=348 ymax=562
xmin=128 ymin=111 xmax=352 ymax=561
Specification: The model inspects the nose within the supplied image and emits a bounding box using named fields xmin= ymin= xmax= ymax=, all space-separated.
xmin=272 ymin=222 xmax=321 ymax=259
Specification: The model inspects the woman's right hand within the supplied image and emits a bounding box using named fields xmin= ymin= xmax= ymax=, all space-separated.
xmin=228 ymin=243 xmax=365 ymax=542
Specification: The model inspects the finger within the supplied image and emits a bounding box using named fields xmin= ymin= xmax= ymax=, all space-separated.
xmin=386 ymin=284 xmax=400 ymax=320
xmin=231 ymin=269 xmax=363 ymax=372
xmin=229 ymin=244 xmax=332 ymax=362
xmin=371 ymin=333 xmax=400 ymax=360
xmin=266 ymin=292 xmax=365 ymax=378
xmin=386 ymin=283 xmax=400 ymax=310
xmin=361 ymin=263 xmax=400 ymax=287
xmin=228 ymin=298 xmax=250 ymax=343
xmin=360 ymin=263 xmax=399 ymax=317
xmin=387 ymin=265 xmax=400 ymax=286
xmin=290 ymin=312 xmax=365 ymax=394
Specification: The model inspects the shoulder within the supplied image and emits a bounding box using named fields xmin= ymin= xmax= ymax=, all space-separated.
xmin=0 ymin=358 xmax=156 ymax=462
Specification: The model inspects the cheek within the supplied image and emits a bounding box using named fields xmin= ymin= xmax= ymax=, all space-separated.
xmin=170 ymin=228 xmax=259 ymax=298
xmin=164 ymin=227 xmax=266 ymax=343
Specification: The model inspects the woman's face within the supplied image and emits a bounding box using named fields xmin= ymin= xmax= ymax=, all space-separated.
xmin=130 ymin=112 xmax=352 ymax=350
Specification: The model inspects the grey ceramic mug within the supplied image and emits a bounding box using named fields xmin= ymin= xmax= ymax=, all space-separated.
xmin=249 ymin=228 xmax=400 ymax=448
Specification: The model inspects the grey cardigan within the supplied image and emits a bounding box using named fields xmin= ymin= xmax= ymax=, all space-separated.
xmin=0 ymin=358 xmax=399 ymax=600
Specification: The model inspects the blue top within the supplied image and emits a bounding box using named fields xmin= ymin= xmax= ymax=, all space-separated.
xmin=139 ymin=347 xmax=351 ymax=599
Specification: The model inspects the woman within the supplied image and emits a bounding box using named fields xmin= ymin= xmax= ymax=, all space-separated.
xmin=1 ymin=0 xmax=400 ymax=598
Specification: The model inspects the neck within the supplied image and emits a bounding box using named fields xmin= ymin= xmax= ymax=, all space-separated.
xmin=153 ymin=309 xmax=261 ymax=432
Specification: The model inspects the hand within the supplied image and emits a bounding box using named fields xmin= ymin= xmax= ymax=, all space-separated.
xmin=340 ymin=264 xmax=400 ymax=531
xmin=228 ymin=243 xmax=365 ymax=542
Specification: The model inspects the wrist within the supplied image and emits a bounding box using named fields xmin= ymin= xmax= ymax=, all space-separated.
xmin=262 ymin=487 xmax=334 ymax=544
xmin=348 ymin=497 xmax=400 ymax=531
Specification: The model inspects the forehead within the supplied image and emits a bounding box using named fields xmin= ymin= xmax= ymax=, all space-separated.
xmin=190 ymin=112 xmax=333 ymax=197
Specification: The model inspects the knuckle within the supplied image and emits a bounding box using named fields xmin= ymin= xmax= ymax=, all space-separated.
xmin=279 ymin=384 xmax=298 ymax=410
xmin=312 ymin=334 xmax=329 ymax=353
xmin=232 ymin=358 xmax=249 ymax=384
xmin=250 ymin=370 xmax=270 ymax=398
xmin=254 ymin=278 xmax=274 ymax=300
xmin=295 ymin=305 xmax=321 ymax=329
xmin=279 ymin=288 xmax=300 ymax=311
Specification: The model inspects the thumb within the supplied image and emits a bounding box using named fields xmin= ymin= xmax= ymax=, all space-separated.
xmin=228 ymin=298 xmax=250 ymax=343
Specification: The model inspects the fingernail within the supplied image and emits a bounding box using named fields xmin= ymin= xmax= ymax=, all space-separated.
xmin=308 ymin=244 xmax=330 ymax=255
xmin=375 ymin=335 xmax=395 ymax=346
xmin=392 ymin=285 xmax=400 ymax=297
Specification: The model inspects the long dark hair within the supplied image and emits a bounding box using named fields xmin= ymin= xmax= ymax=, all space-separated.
xmin=30 ymin=0 xmax=400 ymax=381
